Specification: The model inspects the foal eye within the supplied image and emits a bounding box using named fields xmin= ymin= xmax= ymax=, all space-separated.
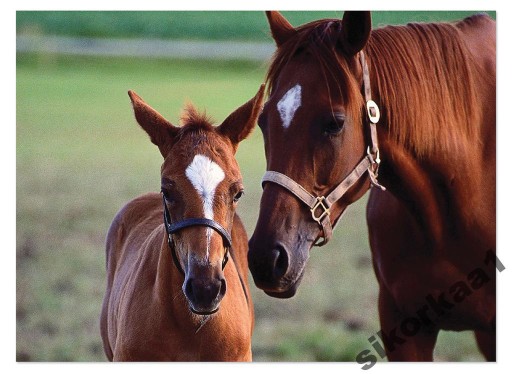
xmin=161 ymin=188 xmax=175 ymax=203
xmin=233 ymin=190 xmax=244 ymax=203
xmin=323 ymin=113 xmax=345 ymax=136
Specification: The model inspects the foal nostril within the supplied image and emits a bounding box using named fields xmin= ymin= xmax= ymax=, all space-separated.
xmin=184 ymin=277 xmax=224 ymax=308
xmin=271 ymin=245 xmax=289 ymax=280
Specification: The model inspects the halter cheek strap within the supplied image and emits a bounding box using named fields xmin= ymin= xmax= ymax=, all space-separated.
xmin=261 ymin=51 xmax=386 ymax=246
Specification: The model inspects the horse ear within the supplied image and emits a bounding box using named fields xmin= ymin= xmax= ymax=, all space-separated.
xmin=266 ymin=11 xmax=296 ymax=46
xmin=339 ymin=11 xmax=372 ymax=55
xmin=217 ymin=84 xmax=265 ymax=152
xmin=128 ymin=90 xmax=178 ymax=158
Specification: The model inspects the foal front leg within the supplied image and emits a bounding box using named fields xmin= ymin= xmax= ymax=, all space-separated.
xmin=378 ymin=288 xmax=439 ymax=361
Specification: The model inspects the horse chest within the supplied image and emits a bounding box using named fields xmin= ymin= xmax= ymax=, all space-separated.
xmin=374 ymin=243 xmax=496 ymax=330
xmin=113 ymin=291 xmax=251 ymax=361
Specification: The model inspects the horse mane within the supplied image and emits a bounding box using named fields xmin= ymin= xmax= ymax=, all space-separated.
xmin=366 ymin=21 xmax=481 ymax=158
xmin=266 ymin=17 xmax=482 ymax=159
xmin=179 ymin=103 xmax=214 ymax=130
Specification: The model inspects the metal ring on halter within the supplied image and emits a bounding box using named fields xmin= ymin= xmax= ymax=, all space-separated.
xmin=366 ymin=99 xmax=381 ymax=124
xmin=310 ymin=196 xmax=330 ymax=224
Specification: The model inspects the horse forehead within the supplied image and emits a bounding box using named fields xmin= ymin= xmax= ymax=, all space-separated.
xmin=185 ymin=154 xmax=226 ymax=197
xmin=276 ymin=84 xmax=302 ymax=129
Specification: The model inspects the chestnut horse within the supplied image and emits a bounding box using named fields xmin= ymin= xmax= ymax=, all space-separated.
xmin=248 ymin=11 xmax=495 ymax=361
xmin=100 ymin=85 xmax=264 ymax=361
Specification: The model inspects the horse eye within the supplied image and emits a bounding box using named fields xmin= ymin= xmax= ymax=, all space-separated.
xmin=233 ymin=190 xmax=244 ymax=203
xmin=161 ymin=188 xmax=175 ymax=203
xmin=323 ymin=114 xmax=345 ymax=136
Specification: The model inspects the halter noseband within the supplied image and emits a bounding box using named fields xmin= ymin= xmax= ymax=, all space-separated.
xmin=261 ymin=51 xmax=386 ymax=246
xmin=162 ymin=194 xmax=231 ymax=275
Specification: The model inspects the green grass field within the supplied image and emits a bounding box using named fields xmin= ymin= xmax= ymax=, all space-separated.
xmin=16 ymin=11 xmax=493 ymax=362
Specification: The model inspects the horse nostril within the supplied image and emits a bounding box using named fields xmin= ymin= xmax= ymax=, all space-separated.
xmin=271 ymin=245 xmax=289 ymax=280
xmin=184 ymin=277 xmax=224 ymax=308
xmin=219 ymin=278 xmax=227 ymax=298
xmin=184 ymin=278 xmax=195 ymax=301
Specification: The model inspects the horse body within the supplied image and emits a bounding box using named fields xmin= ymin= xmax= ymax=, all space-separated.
xmin=102 ymin=193 xmax=252 ymax=361
xmin=366 ymin=14 xmax=496 ymax=359
xmin=101 ymin=86 xmax=264 ymax=361
xmin=248 ymin=11 xmax=495 ymax=361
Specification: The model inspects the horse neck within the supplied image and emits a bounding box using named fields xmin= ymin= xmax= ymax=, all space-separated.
xmin=376 ymin=130 xmax=488 ymax=248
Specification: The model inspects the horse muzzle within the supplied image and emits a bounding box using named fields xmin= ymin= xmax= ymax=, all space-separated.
xmin=183 ymin=273 xmax=227 ymax=315
xmin=248 ymin=237 xmax=308 ymax=298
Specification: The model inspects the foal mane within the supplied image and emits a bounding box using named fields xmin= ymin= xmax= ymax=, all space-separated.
xmin=266 ymin=17 xmax=482 ymax=159
xmin=173 ymin=104 xmax=222 ymax=145
xmin=179 ymin=104 xmax=215 ymax=134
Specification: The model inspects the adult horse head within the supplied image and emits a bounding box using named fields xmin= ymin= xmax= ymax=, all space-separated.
xmin=101 ymin=85 xmax=264 ymax=361
xmin=249 ymin=11 xmax=381 ymax=297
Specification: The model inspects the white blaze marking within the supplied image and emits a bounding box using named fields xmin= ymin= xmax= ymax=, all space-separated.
xmin=185 ymin=154 xmax=225 ymax=260
xmin=277 ymin=84 xmax=302 ymax=129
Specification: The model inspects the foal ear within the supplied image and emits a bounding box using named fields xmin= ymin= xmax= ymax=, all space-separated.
xmin=266 ymin=11 xmax=296 ymax=47
xmin=128 ymin=90 xmax=178 ymax=158
xmin=339 ymin=11 xmax=372 ymax=55
xmin=217 ymin=84 xmax=265 ymax=152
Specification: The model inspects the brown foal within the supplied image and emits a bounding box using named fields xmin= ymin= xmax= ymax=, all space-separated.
xmin=100 ymin=85 xmax=264 ymax=361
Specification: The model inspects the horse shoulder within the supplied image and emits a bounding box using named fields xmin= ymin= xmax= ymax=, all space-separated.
xmin=105 ymin=192 xmax=162 ymax=273
xmin=366 ymin=189 xmax=426 ymax=277
xmin=455 ymin=14 xmax=496 ymax=237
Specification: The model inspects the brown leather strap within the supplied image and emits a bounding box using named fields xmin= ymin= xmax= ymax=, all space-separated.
xmin=360 ymin=51 xmax=380 ymax=156
xmin=262 ymin=153 xmax=380 ymax=246
xmin=324 ymin=155 xmax=373 ymax=206
xmin=262 ymin=171 xmax=334 ymax=246
xmin=262 ymin=171 xmax=318 ymax=208
xmin=360 ymin=51 xmax=372 ymax=104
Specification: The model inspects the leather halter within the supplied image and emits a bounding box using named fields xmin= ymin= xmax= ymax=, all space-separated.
xmin=162 ymin=194 xmax=231 ymax=275
xmin=261 ymin=51 xmax=386 ymax=246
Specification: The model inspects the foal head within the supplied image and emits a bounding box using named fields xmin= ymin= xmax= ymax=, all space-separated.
xmin=248 ymin=12 xmax=373 ymax=297
xmin=129 ymin=86 xmax=264 ymax=314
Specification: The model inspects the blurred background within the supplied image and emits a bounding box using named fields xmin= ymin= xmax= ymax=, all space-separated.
xmin=16 ymin=10 xmax=494 ymax=362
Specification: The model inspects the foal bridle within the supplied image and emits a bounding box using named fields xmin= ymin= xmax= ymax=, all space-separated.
xmin=162 ymin=194 xmax=250 ymax=313
xmin=261 ymin=51 xmax=386 ymax=246
xmin=162 ymin=194 xmax=231 ymax=275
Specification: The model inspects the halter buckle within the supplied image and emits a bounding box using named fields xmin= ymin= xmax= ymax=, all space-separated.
xmin=366 ymin=100 xmax=380 ymax=124
xmin=310 ymin=196 xmax=330 ymax=224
